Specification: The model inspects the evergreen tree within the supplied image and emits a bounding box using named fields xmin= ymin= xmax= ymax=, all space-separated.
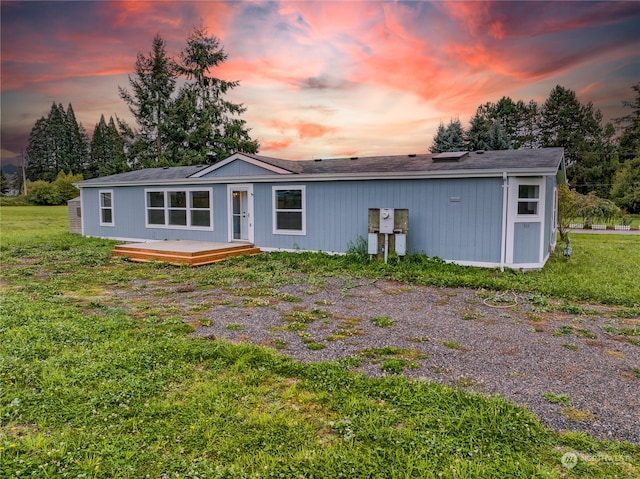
xmin=466 ymin=109 xmax=492 ymax=151
xmin=0 ymin=170 xmax=9 ymax=195
xmin=171 ymin=26 xmax=258 ymax=164
xmin=119 ymin=34 xmax=177 ymax=166
xmin=65 ymin=103 xmax=90 ymax=174
xmin=25 ymin=102 xmax=87 ymax=182
xmin=615 ymin=82 xmax=640 ymax=163
xmin=429 ymin=118 xmax=466 ymax=153
xmin=487 ymin=120 xmax=510 ymax=150
xmin=539 ymin=85 xmax=618 ymax=195
xmin=89 ymin=115 xmax=127 ymax=178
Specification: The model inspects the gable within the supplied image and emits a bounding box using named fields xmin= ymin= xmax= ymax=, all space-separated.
xmin=196 ymin=158 xmax=285 ymax=178
xmin=190 ymin=153 xmax=294 ymax=178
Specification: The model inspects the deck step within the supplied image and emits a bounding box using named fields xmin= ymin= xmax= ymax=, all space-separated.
xmin=112 ymin=244 xmax=262 ymax=266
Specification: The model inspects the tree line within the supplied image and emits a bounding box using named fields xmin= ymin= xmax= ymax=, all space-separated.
xmin=16 ymin=26 xmax=259 ymax=200
xmin=430 ymin=83 xmax=640 ymax=213
xmin=11 ymin=26 xmax=640 ymax=213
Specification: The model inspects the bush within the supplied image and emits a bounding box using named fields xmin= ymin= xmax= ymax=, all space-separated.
xmin=25 ymin=171 xmax=81 ymax=205
xmin=27 ymin=180 xmax=62 ymax=205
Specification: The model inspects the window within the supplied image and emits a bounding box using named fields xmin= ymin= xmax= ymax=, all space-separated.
xmin=273 ymin=186 xmax=305 ymax=235
xmin=517 ymin=184 xmax=539 ymax=215
xmin=145 ymin=189 xmax=212 ymax=229
xmin=99 ymin=190 xmax=114 ymax=226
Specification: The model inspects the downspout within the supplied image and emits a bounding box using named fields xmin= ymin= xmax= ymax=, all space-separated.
xmin=500 ymin=172 xmax=508 ymax=272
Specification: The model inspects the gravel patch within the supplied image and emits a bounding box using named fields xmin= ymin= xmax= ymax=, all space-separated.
xmin=114 ymin=276 xmax=640 ymax=444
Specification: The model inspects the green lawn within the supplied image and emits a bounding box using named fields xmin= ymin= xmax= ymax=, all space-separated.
xmin=1 ymin=206 xmax=639 ymax=478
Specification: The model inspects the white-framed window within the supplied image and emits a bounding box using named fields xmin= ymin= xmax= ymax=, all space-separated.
xmin=145 ymin=188 xmax=213 ymax=230
xmin=273 ymin=186 xmax=306 ymax=235
xmin=99 ymin=190 xmax=114 ymax=226
xmin=516 ymin=184 xmax=540 ymax=216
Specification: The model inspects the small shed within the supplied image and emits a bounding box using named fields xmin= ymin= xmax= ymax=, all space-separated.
xmin=75 ymin=148 xmax=566 ymax=269
xmin=68 ymin=196 xmax=82 ymax=234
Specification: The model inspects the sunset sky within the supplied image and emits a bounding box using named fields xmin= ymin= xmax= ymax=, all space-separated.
xmin=2 ymin=1 xmax=639 ymax=167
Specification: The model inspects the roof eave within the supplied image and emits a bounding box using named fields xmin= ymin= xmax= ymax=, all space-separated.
xmin=76 ymin=167 xmax=559 ymax=188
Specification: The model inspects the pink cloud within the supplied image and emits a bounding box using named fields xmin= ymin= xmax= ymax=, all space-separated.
xmin=268 ymin=120 xmax=337 ymax=140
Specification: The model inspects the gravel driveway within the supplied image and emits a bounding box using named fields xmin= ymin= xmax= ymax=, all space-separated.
xmin=116 ymin=276 xmax=640 ymax=444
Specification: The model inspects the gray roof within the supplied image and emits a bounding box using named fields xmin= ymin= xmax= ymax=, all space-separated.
xmin=77 ymin=148 xmax=564 ymax=186
xmin=78 ymin=165 xmax=207 ymax=185
xmin=248 ymin=148 xmax=564 ymax=175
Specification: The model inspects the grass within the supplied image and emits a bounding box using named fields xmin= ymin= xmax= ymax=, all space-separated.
xmin=1 ymin=205 xmax=639 ymax=478
xmin=370 ymin=315 xmax=395 ymax=327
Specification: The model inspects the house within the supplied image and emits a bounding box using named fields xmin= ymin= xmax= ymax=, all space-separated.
xmin=75 ymin=148 xmax=566 ymax=269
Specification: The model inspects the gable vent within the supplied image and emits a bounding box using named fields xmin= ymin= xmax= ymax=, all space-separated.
xmin=432 ymin=151 xmax=469 ymax=162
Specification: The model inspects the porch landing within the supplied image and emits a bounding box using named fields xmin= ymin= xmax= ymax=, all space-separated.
xmin=112 ymin=240 xmax=261 ymax=266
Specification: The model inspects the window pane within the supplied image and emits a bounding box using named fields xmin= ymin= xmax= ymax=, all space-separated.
xmin=277 ymin=211 xmax=302 ymax=231
xmin=191 ymin=191 xmax=209 ymax=209
xmin=169 ymin=209 xmax=187 ymax=225
xmin=100 ymin=192 xmax=111 ymax=207
xmin=169 ymin=191 xmax=187 ymax=208
xmin=276 ymin=190 xmax=302 ymax=210
xmin=101 ymin=209 xmax=112 ymax=224
xmin=148 ymin=209 xmax=165 ymax=224
xmin=518 ymin=201 xmax=538 ymax=215
xmin=518 ymin=185 xmax=539 ymax=199
xmin=191 ymin=210 xmax=210 ymax=227
xmin=148 ymin=192 xmax=164 ymax=207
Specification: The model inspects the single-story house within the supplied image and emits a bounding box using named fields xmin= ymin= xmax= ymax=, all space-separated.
xmin=75 ymin=147 xmax=566 ymax=269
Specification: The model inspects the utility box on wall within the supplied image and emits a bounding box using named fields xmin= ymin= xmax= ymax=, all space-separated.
xmin=367 ymin=208 xmax=409 ymax=261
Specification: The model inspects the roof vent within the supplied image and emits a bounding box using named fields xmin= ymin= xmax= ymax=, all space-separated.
xmin=350 ymin=156 xmax=358 ymax=160
xmin=432 ymin=151 xmax=469 ymax=162
xmin=162 ymin=166 xmax=170 ymax=169
xmin=408 ymin=154 xmax=416 ymax=157
xmin=475 ymin=150 xmax=485 ymax=154
xmin=314 ymin=158 xmax=322 ymax=162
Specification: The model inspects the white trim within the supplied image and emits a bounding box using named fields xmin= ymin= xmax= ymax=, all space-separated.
xmin=99 ymin=189 xmax=114 ymax=226
xmin=190 ymin=153 xmax=294 ymax=177
xmin=259 ymin=246 xmax=343 ymax=255
xmin=77 ymin=167 xmax=561 ymax=188
xmin=272 ymin=185 xmax=306 ymax=236
xmin=505 ymin=177 xmax=546 ymax=265
xmin=551 ymin=186 xmax=558 ymax=248
xmin=499 ymin=172 xmax=508 ymax=271
xmin=144 ymin=187 xmax=214 ymax=231
xmin=80 ymin=189 xmax=86 ymax=236
xmin=227 ymin=184 xmax=254 ymax=243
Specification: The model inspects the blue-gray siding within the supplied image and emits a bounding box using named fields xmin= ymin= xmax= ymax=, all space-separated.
xmin=200 ymin=160 xmax=281 ymax=177
xmin=513 ymin=222 xmax=541 ymax=263
xmin=82 ymin=177 xmax=504 ymax=263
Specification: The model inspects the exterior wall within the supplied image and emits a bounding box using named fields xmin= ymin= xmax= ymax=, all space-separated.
xmin=544 ymin=175 xmax=558 ymax=256
xmin=252 ymin=177 xmax=504 ymax=263
xmin=81 ymin=184 xmax=232 ymax=242
xmin=81 ymin=177 xmax=504 ymax=263
xmin=200 ymin=160 xmax=280 ymax=177
xmin=68 ymin=197 xmax=82 ymax=234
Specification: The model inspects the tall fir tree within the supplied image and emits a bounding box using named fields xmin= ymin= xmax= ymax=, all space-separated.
xmin=615 ymin=82 xmax=640 ymax=163
xmin=540 ymin=85 xmax=618 ymax=196
xmin=119 ymin=34 xmax=177 ymax=166
xmin=88 ymin=115 xmax=127 ymax=178
xmin=171 ymin=26 xmax=259 ymax=164
xmin=25 ymin=102 xmax=88 ymax=182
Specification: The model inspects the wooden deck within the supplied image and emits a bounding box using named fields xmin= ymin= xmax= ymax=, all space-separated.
xmin=112 ymin=240 xmax=262 ymax=266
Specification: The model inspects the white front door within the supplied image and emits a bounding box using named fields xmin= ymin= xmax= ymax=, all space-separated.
xmin=228 ymin=185 xmax=254 ymax=243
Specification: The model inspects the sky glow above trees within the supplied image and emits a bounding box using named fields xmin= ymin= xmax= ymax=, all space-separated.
xmin=1 ymin=1 xmax=639 ymax=166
